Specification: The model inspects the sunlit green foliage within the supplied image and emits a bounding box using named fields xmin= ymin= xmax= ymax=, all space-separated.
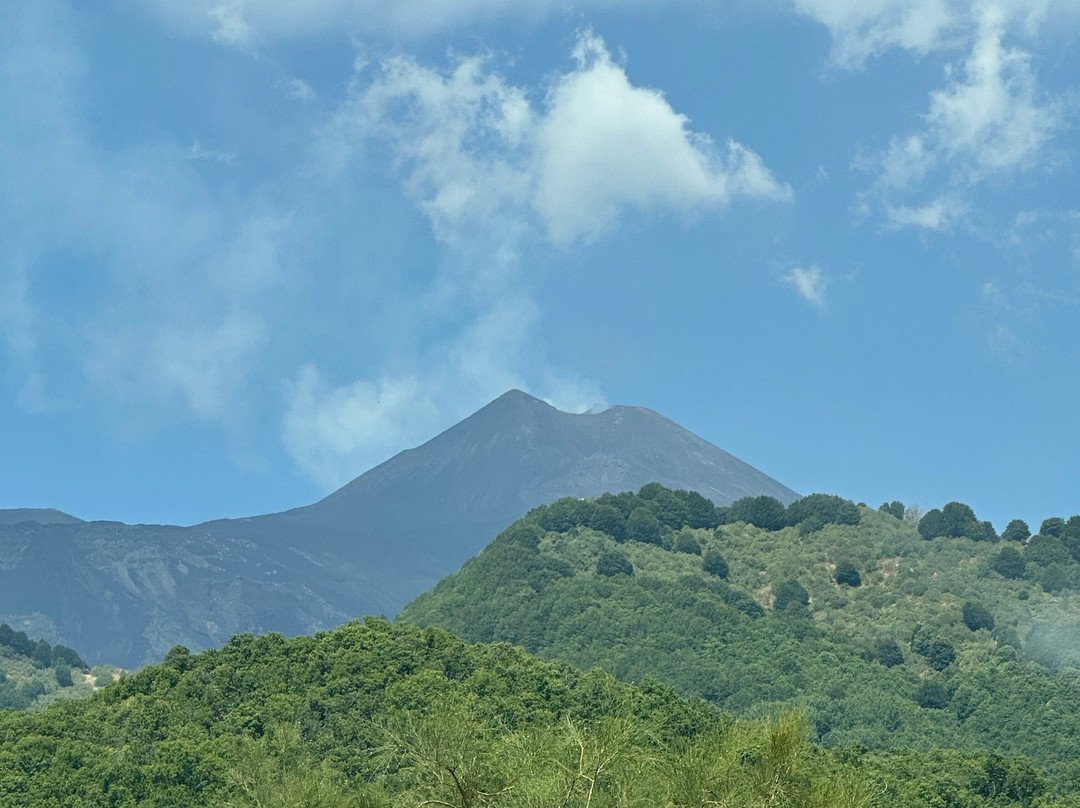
xmin=0 ymin=619 xmax=903 ymax=808
xmin=0 ymin=624 xmax=94 ymax=710
xmin=403 ymin=485 xmax=1080 ymax=791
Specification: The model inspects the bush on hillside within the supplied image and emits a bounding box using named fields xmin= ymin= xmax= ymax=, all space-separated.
xmin=834 ymin=561 xmax=861 ymax=587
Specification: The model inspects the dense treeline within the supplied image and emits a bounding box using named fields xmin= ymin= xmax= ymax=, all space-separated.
xmin=0 ymin=619 xmax=1071 ymax=807
xmin=0 ymin=624 xmax=100 ymax=710
xmin=403 ymin=485 xmax=1080 ymax=792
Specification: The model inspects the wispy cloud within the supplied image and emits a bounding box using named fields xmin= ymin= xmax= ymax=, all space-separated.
xmin=858 ymin=6 xmax=1062 ymax=228
xmin=886 ymin=196 xmax=965 ymax=230
xmin=1 ymin=2 xmax=291 ymax=439
xmin=782 ymin=265 xmax=829 ymax=308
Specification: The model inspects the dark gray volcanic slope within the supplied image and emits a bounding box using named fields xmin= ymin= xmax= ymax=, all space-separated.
xmin=0 ymin=508 xmax=83 ymax=526
xmin=0 ymin=390 xmax=796 ymax=667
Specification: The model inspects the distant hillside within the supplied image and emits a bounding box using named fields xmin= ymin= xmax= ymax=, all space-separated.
xmin=0 ymin=509 xmax=82 ymax=526
xmin=0 ymin=390 xmax=796 ymax=667
xmin=0 ymin=622 xmax=111 ymax=710
xmin=402 ymin=486 xmax=1080 ymax=784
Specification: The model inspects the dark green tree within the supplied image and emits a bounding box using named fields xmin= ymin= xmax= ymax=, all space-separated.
xmin=926 ymin=640 xmax=956 ymax=671
xmin=918 ymin=509 xmax=947 ymax=540
xmin=586 ymin=504 xmax=627 ymax=542
xmin=990 ymin=546 xmax=1026 ymax=579
xmin=834 ymin=561 xmax=861 ymax=587
xmin=50 ymin=645 xmax=86 ymax=670
xmin=940 ymin=501 xmax=980 ymax=538
xmin=498 ymin=521 xmax=545 ymax=549
xmin=625 ymin=508 xmax=663 ymax=545
xmin=787 ymin=494 xmax=860 ymax=528
xmin=31 ymin=640 xmax=52 ymax=668
xmin=537 ymin=498 xmax=594 ymax=533
xmin=874 ymin=639 xmax=904 ymax=667
xmin=596 ymin=550 xmax=633 ymax=577
xmin=676 ymin=490 xmax=721 ymax=529
xmin=1025 ymin=534 xmax=1070 ymax=567
xmin=1001 ymin=519 xmax=1031 ymax=543
xmin=702 ymin=550 xmax=729 ymax=579
xmin=879 ymin=501 xmax=905 ymax=520
xmin=962 ymin=601 xmax=995 ymax=632
xmin=1039 ymin=517 xmax=1066 ymax=538
xmin=915 ymin=680 xmax=950 ymax=709
xmin=673 ymin=529 xmax=702 ymax=555
xmin=773 ymin=579 xmax=810 ymax=612
xmin=54 ymin=664 xmax=74 ymax=688
xmin=637 ymin=483 xmax=689 ymax=528
xmin=1039 ymin=564 xmax=1073 ymax=593
xmin=729 ymin=496 xmax=787 ymax=532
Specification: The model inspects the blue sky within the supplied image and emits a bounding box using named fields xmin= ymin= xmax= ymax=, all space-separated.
xmin=1 ymin=0 xmax=1077 ymax=532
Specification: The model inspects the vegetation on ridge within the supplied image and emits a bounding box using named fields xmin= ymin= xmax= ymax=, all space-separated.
xmin=402 ymin=485 xmax=1080 ymax=790
xmin=1 ymin=618 xmax=1072 ymax=807
xmin=0 ymin=623 xmax=113 ymax=710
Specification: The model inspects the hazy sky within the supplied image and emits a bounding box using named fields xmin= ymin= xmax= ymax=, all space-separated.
xmin=2 ymin=0 xmax=1077 ymax=531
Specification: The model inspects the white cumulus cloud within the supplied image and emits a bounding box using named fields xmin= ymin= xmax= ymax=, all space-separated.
xmin=332 ymin=31 xmax=790 ymax=249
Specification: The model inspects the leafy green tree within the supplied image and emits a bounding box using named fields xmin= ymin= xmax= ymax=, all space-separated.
xmin=1005 ymin=757 xmax=1047 ymax=802
xmin=834 ymin=561 xmax=861 ymax=587
xmin=586 ymin=504 xmax=627 ymax=542
xmin=164 ymin=645 xmax=193 ymax=672
xmin=637 ymin=483 xmax=689 ymax=528
xmin=31 ymin=640 xmax=52 ymax=668
xmin=498 ymin=521 xmax=544 ymax=549
xmin=990 ymin=546 xmax=1026 ymax=579
xmin=702 ymin=549 xmax=729 ymax=579
xmin=926 ymin=640 xmax=956 ymax=671
xmin=596 ymin=550 xmax=633 ymax=577
xmin=962 ymin=601 xmax=995 ymax=632
xmin=787 ymin=494 xmax=860 ymax=528
xmin=676 ymin=489 xmax=721 ymax=529
xmin=879 ymin=501 xmax=905 ymax=520
xmin=773 ymin=579 xmax=810 ymax=612
xmin=0 ymin=624 xmax=34 ymax=657
xmin=874 ymin=639 xmax=904 ymax=668
xmin=1040 ymin=517 xmax=1066 ymax=538
xmin=54 ymin=664 xmax=73 ymax=688
xmin=918 ymin=509 xmax=946 ymax=540
xmin=673 ymin=529 xmax=702 ymax=555
xmin=50 ymin=645 xmax=86 ymax=670
xmin=941 ymin=501 xmax=979 ymax=538
xmin=625 ymin=507 xmax=662 ymax=545
xmin=915 ymin=680 xmax=950 ymax=709
xmin=911 ymin=627 xmax=955 ymax=670
xmin=729 ymin=496 xmax=787 ymax=531
xmin=1039 ymin=564 xmax=1074 ymax=593
xmin=1001 ymin=519 xmax=1031 ymax=543
xmin=1025 ymin=534 xmax=1070 ymax=567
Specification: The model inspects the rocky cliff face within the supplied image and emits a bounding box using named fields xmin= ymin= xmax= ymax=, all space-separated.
xmin=0 ymin=391 xmax=797 ymax=667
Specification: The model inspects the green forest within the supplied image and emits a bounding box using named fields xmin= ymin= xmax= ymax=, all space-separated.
xmin=0 ymin=618 xmax=1072 ymax=807
xmin=0 ymin=623 xmax=121 ymax=710
xmin=403 ymin=486 xmax=1080 ymax=792
xmin=2 ymin=486 xmax=1080 ymax=805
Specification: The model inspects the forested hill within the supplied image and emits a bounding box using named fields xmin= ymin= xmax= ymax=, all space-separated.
xmin=0 ymin=619 xmax=1066 ymax=806
xmin=402 ymin=485 xmax=1080 ymax=787
xmin=0 ymin=623 xmax=113 ymax=710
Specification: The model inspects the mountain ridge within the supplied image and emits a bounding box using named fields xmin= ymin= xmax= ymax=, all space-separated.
xmin=0 ymin=390 xmax=796 ymax=666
